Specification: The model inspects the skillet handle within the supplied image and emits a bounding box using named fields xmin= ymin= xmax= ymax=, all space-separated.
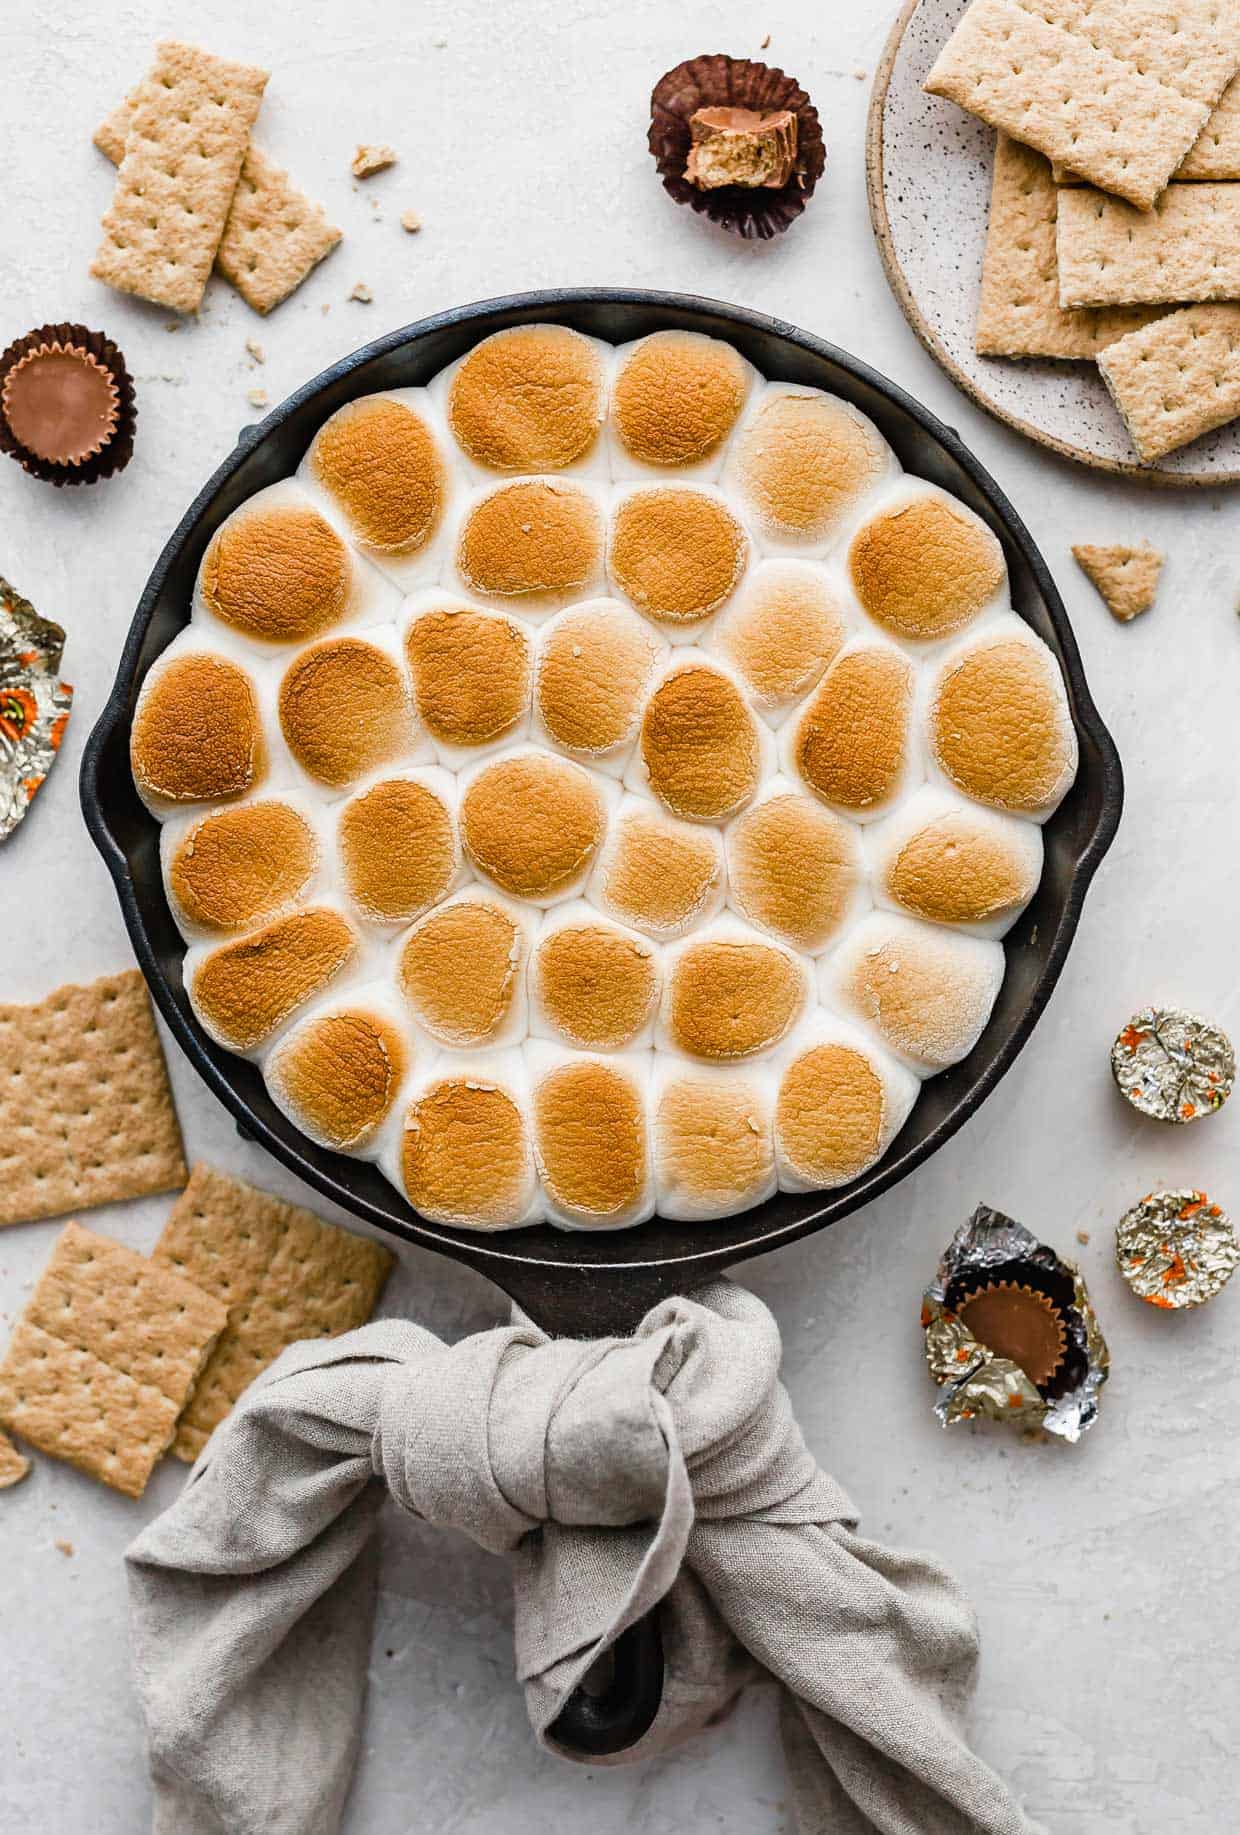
xmin=546 ymin=1612 xmax=664 ymax=1757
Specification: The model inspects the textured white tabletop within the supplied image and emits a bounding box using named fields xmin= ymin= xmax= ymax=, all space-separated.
xmin=2 ymin=3 xmax=1238 ymax=1830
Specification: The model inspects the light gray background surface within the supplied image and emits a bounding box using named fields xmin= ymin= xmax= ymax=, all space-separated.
xmin=1 ymin=4 xmax=1237 ymax=1830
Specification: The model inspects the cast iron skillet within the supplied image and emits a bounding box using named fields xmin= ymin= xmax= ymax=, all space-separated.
xmin=81 ymin=288 xmax=1122 ymax=1758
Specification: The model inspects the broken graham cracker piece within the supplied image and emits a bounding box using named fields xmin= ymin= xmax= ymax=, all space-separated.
xmin=0 ymin=1223 xmax=226 ymax=1497
xmin=0 ymin=969 xmax=187 ymax=1228
xmin=1097 ymin=303 xmax=1240 ymax=460
xmin=0 ymin=1429 xmax=30 ymax=1489
xmin=925 ymin=0 xmax=1240 ymax=212
xmin=1056 ymin=183 xmax=1240 ymax=307
xmin=1072 ymin=542 xmax=1163 ymax=620
xmin=977 ymin=134 xmax=1165 ymax=358
xmin=352 ymin=144 xmax=397 ymax=178
xmin=151 ymin=1165 xmax=393 ymax=1461
xmin=91 ymin=41 xmax=269 ymax=313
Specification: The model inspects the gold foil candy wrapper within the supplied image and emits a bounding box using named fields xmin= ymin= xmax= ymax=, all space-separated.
xmin=1110 ymin=1006 xmax=1234 ymax=1123
xmin=922 ymin=1204 xmax=1109 ymax=1443
xmin=0 ymin=577 xmax=73 ymax=841
xmin=1116 ymin=1189 xmax=1239 ymax=1310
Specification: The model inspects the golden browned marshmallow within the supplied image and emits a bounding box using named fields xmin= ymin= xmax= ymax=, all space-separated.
xmin=533 ymin=920 xmax=660 ymax=1048
xmin=447 ymin=325 xmax=606 ymax=472
xmin=278 ymin=637 xmax=411 ymax=787
xmin=610 ymin=487 xmax=746 ymax=625
xmin=535 ymin=602 xmax=661 ymax=757
xmin=929 ymin=635 xmax=1076 ymax=817
xmin=640 ymin=664 xmax=761 ymax=822
xmin=131 ymin=651 xmax=266 ymax=806
xmin=726 ymin=389 xmax=889 ymax=545
xmin=848 ymin=494 xmax=1006 ymax=642
xmin=775 ymin=1042 xmax=887 ymax=1186
xmin=397 ymin=897 xmax=523 ymax=1045
xmin=307 ymin=396 xmax=447 ymax=555
xmin=714 ymin=561 xmax=848 ymax=707
xmin=666 ymin=930 xmax=805 ymax=1060
xmin=405 ymin=601 xmax=531 ymax=747
xmin=532 ymin=1059 xmax=647 ymax=1223
xmin=402 ymin=1077 xmax=534 ymax=1227
xmin=460 ymin=752 xmax=605 ymax=899
xmin=726 ymin=792 xmax=862 ymax=952
xmin=611 ymin=332 xmax=748 ymax=468
xmin=457 ymin=479 xmax=604 ymax=599
xmin=877 ymin=798 xmax=1041 ymax=929
xmin=338 ymin=777 xmax=457 ymax=923
xmin=790 ymin=645 xmax=914 ymax=814
xmin=190 ymin=908 xmax=357 ymax=1051
xmin=828 ymin=914 xmax=1004 ymax=1072
xmin=654 ymin=1072 xmax=774 ymax=1219
xmin=593 ymin=801 xmax=723 ymax=936
xmin=269 ymin=1006 xmax=408 ymax=1148
xmin=200 ymin=499 xmax=352 ymax=643
xmin=167 ymin=800 xmax=317 ymax=933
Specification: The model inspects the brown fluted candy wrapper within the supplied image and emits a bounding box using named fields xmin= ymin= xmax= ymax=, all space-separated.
xmin=0 ymin=323 xmax=135 ymax=486
xmin=649 ymin=54 xmax=825 ymax=239
xmin=0 ymin=576 xmax=73 ymax=842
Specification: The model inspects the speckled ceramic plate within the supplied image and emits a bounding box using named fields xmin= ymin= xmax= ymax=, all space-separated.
xmin=867 ymin=0 xmax=1240 ymax=485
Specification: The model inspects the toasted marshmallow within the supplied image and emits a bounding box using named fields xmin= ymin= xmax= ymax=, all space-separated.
xmin=773 ymin=1014 xmax=919 ymax=1191
xmin=455 ymin=477 xmax=605 ymax=611
xmin=299 ymin=389 xmax=452 ymax=587
xmin=925 ymin=620 xmax=1078 ymax=820
xmin=608 ymin=484 xmax=748 ymax=633
xmin=266 ymin=983 xmax=414 ymax=1153
xmin=403 ymin=591 xmax=532 ymax=764
xmin=278 ymin=630 xmax=414 ymax=790
xmin=394 ymin=1050 xmax=541 ymax=1230
xmin=187 ymin=905 xmax=359 ymax=1054
xmin=337 ymin=767 xmax=461 ymax=924
xmin=532 ymin=599 xmax=664 ymax=772
xmin=726 ymin=780 xmax=867 ymax=954
xmin=438 ymin=325 xmax=608 ymax=477
xmin=848 ymin=482 xmax=1007 ymax=645
xmin=661 ymin=916 xmax=808 ymax=1061
xmin=608 ymin=331 xmax=754 ymax=479
xmin=650 ymin=1055 xmax=776 ymax=1221
xmin=723 ymin=384 xmax=894 ymax=551
xmin=529 ymin=902 xmax=661 ymax=1049
xmin=527 ymin=1042 xmax=653 ymax=1229
xmin=633 ymin=652 xmax=767 ymax=823
xmin=588 ymin=794 xmax=725 ymax=938
xmin=868 ymin=786 xmax=1042 ymax=938
xmin=822 ymin=911 xmax=1004 ymax=1075
xmin=131 ymin=642 xmax=268 ymax=814
xmin=396 ymin=889 xmax=532 ymax=1047
xmin=459 ymin=745 xmax=610 ymax=904
xmin=783 ymin=637 xmax=920 ymax=821
xmin=710 ymin=558 xmax=850 ymax=717
xmin=162 ymin=796 xmax=319 ymax=938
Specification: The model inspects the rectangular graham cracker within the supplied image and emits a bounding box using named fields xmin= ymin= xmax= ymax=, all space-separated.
xmin=97 ymin=93 xmax=340 ymax=313
xmin=1056 ymin=182 xmax=1240 ymax=306
xmin=925 ymin=0 xmax=1240 ymax=211
xmin=151 ymin=1165 xmax=393 ymax=1460
xmin=977 ymin=133 xmax=1166 ymax=356
xmin=1097 ymin=302 xmax=1240 ymax=458
xmin=91 ymin=41 xmax=269 ymax=313
xmin=0 ymin=1223 xmax=227 ymax=1496
xmin=0 ymin=969 xmax=187 ymax=1228
xmin=1055 ymin=73 xmax=1240 ymax=182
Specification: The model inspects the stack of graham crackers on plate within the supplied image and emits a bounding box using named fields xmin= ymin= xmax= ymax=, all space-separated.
xmin=90 ymin=40 xmax=340 ymax=315
xmin=925 ymin=0 xmax=1240 ymax=462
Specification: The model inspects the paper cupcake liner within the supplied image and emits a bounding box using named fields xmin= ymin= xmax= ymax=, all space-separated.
xmin=0 ymin=322 xmax=136 ymax=486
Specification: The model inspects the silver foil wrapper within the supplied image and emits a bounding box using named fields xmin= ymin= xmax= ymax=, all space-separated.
xmin=1116 ymin=1189 xmax=1239 ymax=1310
xmin=0 ymin=576 xmax=72 ymax=841
xmin=922 ymin=1203 xmax=1109 ymax=1443
xmin=1111 ymin=1006 xmax=1234 ymax=1124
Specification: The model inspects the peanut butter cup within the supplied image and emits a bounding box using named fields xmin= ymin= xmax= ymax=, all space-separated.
xmin=0 ymin=322 xmax=135 ymax=485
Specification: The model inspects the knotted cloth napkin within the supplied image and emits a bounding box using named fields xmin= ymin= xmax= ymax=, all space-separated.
xmin=127 ymin=1279 xmax=1042 ymax=1835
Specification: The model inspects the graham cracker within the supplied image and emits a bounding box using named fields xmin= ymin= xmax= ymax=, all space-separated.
xmin=0 ymin=1223 xmax=227 ymax=1497
xmin=1057 ymin=73 xmax=1240 ymax=182
xmin=925 ymin=0 xmax=1240 ymax=211
xmin=977 ymin=134 xmax=1165 ymax=356
xmin=151 ymin=1164 xmax=393 ymax=1461
xmin=1072 ymin=542 xmax=1163 ymax=619
xmin=1096 ymin=302 xmax=1240 ymax=459
xmin=0 ymin=969 xmax=187 ymax=1228
xmin=0 ymin=1429 xmax=30 ymax=1489
xmin=1057 ymin=183 xmax=1240 ymax=306
xmin=91 ymin=41 xmax=269 ymax=313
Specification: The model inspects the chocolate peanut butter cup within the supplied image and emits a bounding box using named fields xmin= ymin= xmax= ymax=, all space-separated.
xmin=0 ymin=322 xmax=135 ymax=485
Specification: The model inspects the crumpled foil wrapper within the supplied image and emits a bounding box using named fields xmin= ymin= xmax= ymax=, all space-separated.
xmin=1116 ymin=1189 xmax=1239 ymax=1310
xmin=1110 ymin=1006 xmax=1234 ymax=1123
xmin=0 ymin=577 xmax=73 ymax=841
xmin=922 ymin=1204 xmax=1109 ymax=1443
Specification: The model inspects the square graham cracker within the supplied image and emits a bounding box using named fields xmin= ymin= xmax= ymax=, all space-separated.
xmin=0 ymin=1223 xmax=226 ymax=1497
xmin=151 ymin=1165 xmax=393 ymax=1461
xmin=977 ymin=134 xmax=1166 ymax=356
xmin=925 ymin=0 xmax=1240 ymax=211
xmin=91 ymin=41 xmax=268 ymax=313
xmin=0 ymin=969 xmax=187 ymax=1228
xmin=1056 ymin=182 xmax=1240 ymax=306
xmin=1097 ymin=302 xmax=1240 ymax=458
xmin=1055 ymin=73 xmax=1240 ymax=182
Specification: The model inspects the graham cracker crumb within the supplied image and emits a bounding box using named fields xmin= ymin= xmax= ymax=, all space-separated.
xmin=246 ymin=388 xmax=269 ymax=408
xmin=400 ymin=210 xmax=422 ymax=233
xmin=55 ymin=1538 xmax=74 ymax=1556
xmin=352 ymin=144 xmax=397 ymax=179
xmin=1076 ymin=1229 xmax=1091 ymax=1245
xmin=245 ymin=338 xmax=265 ymax=363
xmin=349 ymin=282 xmax=373 ymax=303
